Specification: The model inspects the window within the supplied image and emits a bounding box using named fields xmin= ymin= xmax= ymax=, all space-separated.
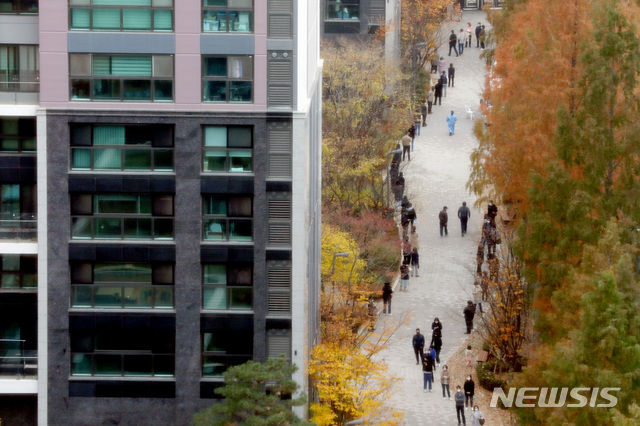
xmin=71 ymin=124 xmax=173 ymax=171
xmin=203 ymin=126 xmax=252 ymax=173
xmin=326 ymin=0 xmax=359 ymax=20
xmin=0 ymin=117 xmax=36 ymax=153
xmin=0 ymin=184 xmax=36 ymax=240
xmin=0 ymin=0 xmax=38 ymax=14
xmin=71 ymin=193 xmax=174 ymax=240
xmin=203 ymin=195 xmax=252 ymax=242
xmin=0 ymin=254 xmax=37 ymax=290
xmin=202 ymin=329 xmax=252 ymax=377
xmin=71 ymin=323 xmax=175 ymax=377
xmin=202 ymin=0 xmax=252 ymax=33
xmin=71 ymin=262 xmax=174 ymax=309
xmin=0 ymin=45 xmax=39 ymax=92
xmin=70 ymin=54 xmax=173 ymax=102
xmin=70 ymin=0 xmax=173 ymax=32
xmin=202 ymin=264 xmax=252 ymax=310
xmin=203 ymin=56 xmax=253 ymax=103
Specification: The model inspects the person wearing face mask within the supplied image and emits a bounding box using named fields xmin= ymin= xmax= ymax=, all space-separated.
xmin=440 ymin=364 xmax=451 ymax=400
xmin=455 ymin=385 xmax=466 ymax=425
xmin=471 ymin=405 xmax=485 ymax=425
xmin=464 ymin=376 xmax=475 ymax=410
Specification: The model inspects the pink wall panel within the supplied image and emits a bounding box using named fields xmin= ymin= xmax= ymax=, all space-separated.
xmin=174 ymin=53 xmax=202 ymax=105
xmin=39 ymin=53 xmax=69 ymax=104
xmin=38 ymin=0 xmax=67 ymax=33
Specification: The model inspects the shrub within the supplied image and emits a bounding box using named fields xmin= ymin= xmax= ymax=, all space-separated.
xmin=476 ymin=359 xmax=507 ymax=391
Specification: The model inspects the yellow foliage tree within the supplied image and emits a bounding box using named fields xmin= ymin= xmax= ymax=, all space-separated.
xmin=321 ymin=224 xmax=367 ymax=285
xmin=309 ymin=343 xmax=403 ymax=426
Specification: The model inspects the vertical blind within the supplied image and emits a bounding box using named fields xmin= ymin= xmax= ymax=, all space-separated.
xmin=93 ymin=56 xmax=152 ymax=76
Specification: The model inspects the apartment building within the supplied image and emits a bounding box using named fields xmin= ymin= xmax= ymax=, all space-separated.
xmin=0 ymin=1 xmax=322 ymax=424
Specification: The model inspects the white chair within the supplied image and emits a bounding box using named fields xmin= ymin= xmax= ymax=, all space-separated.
xmin=465 ymin=105 xmax=474 ymax=120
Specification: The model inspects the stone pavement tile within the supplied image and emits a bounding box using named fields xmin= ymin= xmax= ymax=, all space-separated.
xmin=375 ymin=9 xmax=491 ymax=425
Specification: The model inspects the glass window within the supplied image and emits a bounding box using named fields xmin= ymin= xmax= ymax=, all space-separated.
xmin=326 ymin=0 xmax=359 ymax=20
xmin=71 ymin=193 xmax=174 ymax=240
xmin=71 ymin=327 xmax=175 ymax=377
xmin=203 ymin=195 xmax=252 ymax=242
xmin=70 ymin=262 xmax=174 ymax=309
xmin=203 ymin=126 xmax=252 ymax=173
xmin=69 ymin=0 xmax=173 ymax=32
xmin=203 ymin=56 xmax=253 ymax=103
xmin=203 ymin=0 xmax=252 ymax=33
xmin=0 ymin=0 xmax=38 ymax=15
xmin=0 ymin=45 xmax=39 ymax=92
xmin=70 ymin=124 xmax=174 ymax=171
xmin=70 ymin=54 xmax=174 ymax=102
xmin=0 ymin=254 xmax=37 ymax=290
xmin=0 ymin=117 xmax=36 ymax=153
xmin=202 ymin=329 xmax=252 ymax=377
xmin=0 ymin=183 xmax=36 ymax=240
xmin=203 ymin=264 xmax=252 ymax=310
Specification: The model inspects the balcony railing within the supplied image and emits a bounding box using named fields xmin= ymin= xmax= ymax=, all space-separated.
xmin=0 ymin=339 xmax=37 ymax=377
xmin=0 ymin=213 xmax=37 ymax=240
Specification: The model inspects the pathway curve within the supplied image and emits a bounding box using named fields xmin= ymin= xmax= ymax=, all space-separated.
xmin=378 ymin=10 xmax=490 ymax=425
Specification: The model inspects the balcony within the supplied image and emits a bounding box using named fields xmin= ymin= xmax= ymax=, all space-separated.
xmin=0 ymin=339 xmax=37 ymax=378
xmin=0 ymin=213 xmax=37 ymax=240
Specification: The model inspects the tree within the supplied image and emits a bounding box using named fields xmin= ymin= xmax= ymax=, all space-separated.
xmin=468 ymin=0 xmax=590 ymax=218
xmin=192 ymin=358 xmax=311 ymax=426
xmin=322 ymin=39 xmax=410 ymax=212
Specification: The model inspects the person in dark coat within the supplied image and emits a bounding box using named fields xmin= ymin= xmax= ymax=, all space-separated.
xmin=463 ymin=300 xmax=476 ymax=334
xmin=422 ymin=350 xmax=435 ymax=392
xmin=448 ymin=30 xmax=459 ymax=56
xmin=410 ymin=247 xmax=420 ymax=277
xmin=421 ymin=101 xmax=428 ymax=126
xmin=382 ymin=282 xmax=393 ymax=314
xmin=392 ymin=172 xmax=405 ymax=202
xmin=458 ymin=201 xmax=470 ymax=236
xmin=439 ymin=206 xmax=449 ymax=237
xmin=464 ymin=376 xmax=475 ymax=409
xmin=440 ymin=71 xmax=448 ymax=97
xmin=432 ymin=333 xmax=442 ymax=366
xmin=476 ymin=244 xmax=484 ymax=274
xmin=434 ymin=81 xmax=443 ymax=105
xmin=475 ymin=22 xmax=482 ymax=47
xmin=412 ymin=328 xmax=425 ymax=364
xmin=401 ymin=195 xmax=410 ymax=210
xmin=431 ymin=317 xmax=443 ymax=336
xmin=405 ymin=203 xmax=417 ymax=232
xmin=448 ymin=63 xmax=456 ymax=87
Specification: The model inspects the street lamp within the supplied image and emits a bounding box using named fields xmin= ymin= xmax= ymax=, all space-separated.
xmin=331 ymin=252 xmax=351 ymax=275
xmin=344 ymin=420 xmax=364 ymax=426
xmin=386 ymin=148 xmax=402 ymax=217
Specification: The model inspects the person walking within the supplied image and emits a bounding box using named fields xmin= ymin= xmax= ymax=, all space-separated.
xmin=464 ymin=376 xmax=475 ymax=410
xmin=463 ymin=300 xmax=476 ymax=333
xmin=400 ymin=264 xmax=410 ymax=291
xmin=458 ymin=29 xmax=465 ymax=55
xmin=434 ymin=81 xmax=443 ymax=106
xmin=382 ymin=282 xmax=393 ymax=314
xmin=427 ymin=88 xmax=434 ymax=113
xmin=471 ymin=405 xmax=485 ymax=426
xmin=439 ymin=206 xmax=448 ymax=236
xmin=458 ymin=201 xmax=470 ymax=236
xmin=466 ymin=22 xmax=473 ymax=47
xmin=422 ymin=350 xmax=435 ymax=392
xmin=401 ymin=131 xmax=411 ymax=161
xmin=412 ymin=328 xmax=425 ymax=364
xmin=475 ymin=22 xmax=482 ymax=47
xmin=448 ymin=63 xmax=456 ymax=88
xmin=410 ymin=247 xmax=420 ymax=277
xmin=447 ymin=110 xmax=458 ymax=136
xmin=455 ymin=386 xmax=466 ymax=425
xmin=421 ymin=101 xmax=428 ymax=125
xmin=441 ymin=365 xmax=451 ymax=400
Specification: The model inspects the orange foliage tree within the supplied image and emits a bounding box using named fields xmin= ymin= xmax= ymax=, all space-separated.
xmin=468 ymin=0 xmax=591 ymax=219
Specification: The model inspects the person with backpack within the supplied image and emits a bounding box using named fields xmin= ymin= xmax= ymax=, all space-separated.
xmin=458 ymin=201 xmax=470 ymax=236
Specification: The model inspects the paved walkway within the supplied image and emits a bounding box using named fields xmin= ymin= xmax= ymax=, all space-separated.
xmin=377 ymin=10 xmax=490 ymax=426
